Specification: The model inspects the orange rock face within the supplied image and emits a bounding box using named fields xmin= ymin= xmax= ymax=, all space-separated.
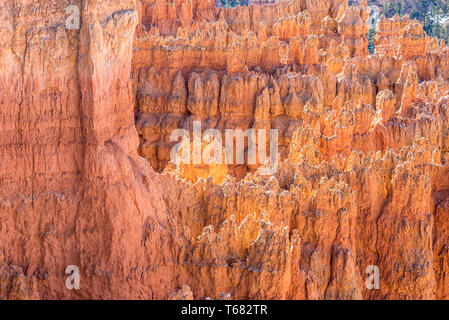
xmin=1 ymin=0 xmax=449 ymax=300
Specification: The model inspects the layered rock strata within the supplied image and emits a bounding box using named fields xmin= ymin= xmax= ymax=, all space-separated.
xmin=0 ymin=0 xmax=449 ymax=300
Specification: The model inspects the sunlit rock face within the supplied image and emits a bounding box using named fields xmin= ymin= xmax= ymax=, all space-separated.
xmin=1 ymin=0 xmax=449 ymax=300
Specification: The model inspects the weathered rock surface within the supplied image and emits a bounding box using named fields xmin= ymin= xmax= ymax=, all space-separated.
xmin=1 ymin=0 xmax=449 ymax=300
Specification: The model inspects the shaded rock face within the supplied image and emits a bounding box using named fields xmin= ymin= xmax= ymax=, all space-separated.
xmin=0 ymin=0 xmax=449 ymax=301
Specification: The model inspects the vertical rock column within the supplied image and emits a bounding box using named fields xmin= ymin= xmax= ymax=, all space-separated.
xmin=0 ymin=0 xmax=83 ymax=299
xmin=75 ymin=0 xmax=178 ymax=299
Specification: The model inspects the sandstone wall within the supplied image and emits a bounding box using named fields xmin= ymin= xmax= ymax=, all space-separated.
xmin=0 ymin=0 xmax=449 ymax=300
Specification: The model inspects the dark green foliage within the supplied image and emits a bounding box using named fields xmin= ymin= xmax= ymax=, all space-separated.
xmin=383 ymin=0 xmax=403 ymax=17
xmin=421 ymin=0 xmax=449 ymax=43
xmin=371 ymin=0 xmax=449 ymax=45
xmin=368 ymin=28 xmax=376 ymax=54
xmin=219 ymin=0 xmax=249 ymax=7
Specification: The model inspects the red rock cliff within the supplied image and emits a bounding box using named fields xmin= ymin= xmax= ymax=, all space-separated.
xmin=1 ymin=0 xmax=449 ymax=300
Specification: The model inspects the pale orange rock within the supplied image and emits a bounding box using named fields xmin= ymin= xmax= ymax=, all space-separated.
xmin=169 ymin=285 xmax=194 ymax=300
xmin=1 ymin=0 xmax=449 ymax=301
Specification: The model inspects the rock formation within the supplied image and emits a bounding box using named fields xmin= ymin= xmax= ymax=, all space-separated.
xmin=0 ymin=0 xmax=449 ymax=300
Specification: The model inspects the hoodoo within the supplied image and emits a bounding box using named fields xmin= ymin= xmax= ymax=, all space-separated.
xmin=0 ymin=0 xmax=449 ymax=300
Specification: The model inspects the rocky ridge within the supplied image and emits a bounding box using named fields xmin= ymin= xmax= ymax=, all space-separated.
xmin=0 ymin=0 xmax=449 ymax=300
